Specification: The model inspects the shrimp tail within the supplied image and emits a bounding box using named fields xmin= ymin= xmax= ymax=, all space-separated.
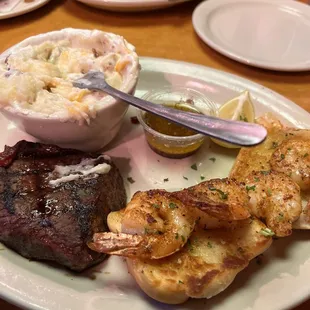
xmin=88 ymin=232 xmax=144 ymax=257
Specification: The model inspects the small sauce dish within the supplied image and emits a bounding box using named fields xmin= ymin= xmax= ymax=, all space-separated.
xmin=137 ymin=87 xmax=216 ymax=158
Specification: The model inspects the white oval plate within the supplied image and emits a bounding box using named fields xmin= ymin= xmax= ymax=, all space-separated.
xmin=0 ymin=57 xmax=309 ymax=310
xmin=193 ymin=0 xmax=310 ymax=72
xmin=0 ymin=0 xmax=51 ymax=20
xmin=75 ymin=0 xmax=191 ymax=12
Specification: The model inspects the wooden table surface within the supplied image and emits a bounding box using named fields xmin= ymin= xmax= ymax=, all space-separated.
xmin=0 ymin=0 xmax=309 ymax=309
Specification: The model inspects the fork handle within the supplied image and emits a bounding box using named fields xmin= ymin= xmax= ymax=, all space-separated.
xmin=81 ymin=78 xmax=267 ymax=146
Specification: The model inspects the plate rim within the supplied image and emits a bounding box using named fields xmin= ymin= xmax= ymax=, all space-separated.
xmin=192 ymin=0 xmax=310 ymax=72
xmin=75 ymin=0 xmax=190 ymax=10
xmin=139 ymin=56 xmax=309 ymax=122
xmin=0 ymin=0 xmax=51 ymax=20
xmin=0 ymin=56 xmax=309 ymax=310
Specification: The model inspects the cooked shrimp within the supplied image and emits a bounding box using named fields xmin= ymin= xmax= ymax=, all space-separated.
xmin=255 ymin=112 xmax=284 ymax=130
xmin=126 ymin=218 xmax=272 ymax=304
xmin=171 ymin=178 xmax=251 ymax=221
xmin=230 ymin=113 xmax=310 ymax=231
xmin=89 ymin=190 xmax=197 ymax=259
xmin=270 ymin=138 xmax=310 ymax=191
xmin=193 ymin=209 xmax=244 ymax=231
xmin=230 ymin=114 xmax=288 ymax=181
xmin=230 ymin=113 xmax=310 ymax=185
xmin=89 ymin=183 xmax=251 ymax=259
xmin=244 ymin=171 xmax=302 ymax=237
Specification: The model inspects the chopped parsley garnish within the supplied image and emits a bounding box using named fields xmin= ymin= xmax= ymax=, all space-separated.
xmin=207 ymin=242 xmax=212 ymax=248
xmin=246 ymin=185 xmax=256 ymax=192
xmin=260 ymin=228 xmax=275 ymax=237
xmin=200 ymin=175 xmax=205 ymax=181
xmin=191 ymin=163 xmax=198 ymax=171
xmin=209 ymin=157 xmax=216 ymax=163
xmin=152 ymin=203 xmax=160 ymax=209
xmin=254 ymin=177 xmax=260 ymax=182
xmin=277 ymin=213 xmax=284 ymax=221
xmin=169 ymin=202 xmax=177 ymax=209
xmin=127 ymin=177 xmax=135 ymax=184
xmin=287 ymin=148 xmax=292 ymax=151
xmin=187 ymin=240 xmax=194 ymax=252
xmin=209 ymin=187 xmax=228 ymax=200
xmin=178 ymin=280 xmax=184 ymax=284
xmin=183 ymin=176 xmax=188 ymax=180
xmin=175 ymin=233 xmax=179 ymax=240
xmin=260 ymin=170 xmax=270 ymax=175
xmin=181 ymin=235 xmax=185 ymax=242
xmin=280 ymin=154 xmax=285 ymax=160
xmin=163 ymin=178 xmax=169 ymax=182
xmin=304 ymin=153 xmax=309 ymax=158
xmin=267 ymin=188 xmax=272 ymax=197
xmin=239 ymin=115 xmax=248 ymax=122
xmin=271 ymin=141 xmax=279 ymax=149
xmin=145 ymin=228 xmax=162 ymax=235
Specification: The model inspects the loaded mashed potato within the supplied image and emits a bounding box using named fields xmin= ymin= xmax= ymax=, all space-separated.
xmin=0 ymin=30 xmax=138 ymax=124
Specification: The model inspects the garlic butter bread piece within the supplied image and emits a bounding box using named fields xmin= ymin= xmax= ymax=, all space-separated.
xmin=126 ymin=218 xmax=272 ymax=304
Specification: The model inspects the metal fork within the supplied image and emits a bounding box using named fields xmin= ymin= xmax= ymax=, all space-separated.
xmin=73 ymin=71 xmax=267 ymax=146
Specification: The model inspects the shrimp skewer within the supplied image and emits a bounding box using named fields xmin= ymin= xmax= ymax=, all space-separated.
xmin=231 ymin=113 xmax=309 ymax=231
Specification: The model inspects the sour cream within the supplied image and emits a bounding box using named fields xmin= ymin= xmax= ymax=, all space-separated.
xmin=49 ymin=155 xmax=111 ymax=187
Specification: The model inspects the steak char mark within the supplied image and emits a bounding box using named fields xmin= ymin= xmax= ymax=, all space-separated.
xmin=0 ymin=141 xmax=126 ymax=271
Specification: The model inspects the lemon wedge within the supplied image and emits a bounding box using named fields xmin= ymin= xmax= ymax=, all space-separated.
xmin=211 ymin=90 xmax=255 ymax=148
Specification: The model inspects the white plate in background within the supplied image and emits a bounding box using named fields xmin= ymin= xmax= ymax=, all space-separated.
xmin=75 ymin=0 xmax=191 ymax=12
xmin=0 ymin=57 xmax=309 ymax=310
xmin=193 ymin=0 xmax=310 ymax=71
xmin=0 ymin=0 xmax=51 ymax=20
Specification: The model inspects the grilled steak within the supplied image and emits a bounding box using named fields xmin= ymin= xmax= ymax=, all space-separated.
xmin=0 ymin=141 xmax=126 ymax=271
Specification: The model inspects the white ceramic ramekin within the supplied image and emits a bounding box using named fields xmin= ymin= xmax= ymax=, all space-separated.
xmin=0 ymin=28 xmax=140 ymax=151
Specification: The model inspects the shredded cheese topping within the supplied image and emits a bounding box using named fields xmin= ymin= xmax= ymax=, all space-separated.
xmin=0 ymin=32 xmax=137 ymax=124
